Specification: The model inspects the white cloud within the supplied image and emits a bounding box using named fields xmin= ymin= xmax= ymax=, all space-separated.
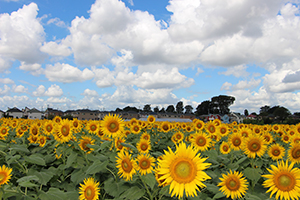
xmin=0 ymin=78 xmax=14 ymax=84
xmin=0 ymin=57 xmax=12 ymax=73
xmin=81 ymin=89 xmax=99 ymax=97
xmin=219 ymin=65 xmax=250 ymax=78
xmin=231 ymin=79 xmax=261 ymax=90
xmin=221 ymin=82 xmax=232 ymax=91
xmin=19 ymin=62 xmax=43 ymax=75
xmin=44 ymin=63 xmax=94 ymax=83
xmin=44 ymin=84 xmax=63 ymax=97
xmin=40 ymin=41 xmax=72 ymax=57
xmin=13 ymin=85 xmax=27 ymax=93
xmin=92 ymin=66 xmax=115 ymax=88
xmin=47 ymin=17 xmax=66 ymax=27
xmin=0 ymin=85 xmax=10 ymax=95
xmin=46 ymin=97 xmax=71 ymax=104
xmin=196 ymin=67 xmax=204 ymax=76
xmin=0 ymin=3 xmax=46 ymax=64
xmin=33 ymin=84 xmax=63 ymax=97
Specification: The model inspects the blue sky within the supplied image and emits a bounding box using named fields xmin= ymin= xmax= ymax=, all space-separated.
xmin=1 ymin=0 xmax=300 ymax=114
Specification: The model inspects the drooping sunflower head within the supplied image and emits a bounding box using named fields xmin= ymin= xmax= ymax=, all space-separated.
xmin=0 ymin=165 xmax=12 ymax=186
xmin=116 ymin=150 xmax=136 ymax=181
xmin=156 ymin=142 xmax=211 ymax=198
xmin=134 ymin=153 xmax=155 ymax=176
xmin=262 ymin=160 xmax=300 ymax=200
xmin=100 ymin=114 xmax=124 ymax=138
xmin=241 ymin=134 xmax=267 ymax=158
xmin=268 ymin=143 xmax=285 ymax=161
xmin=79 ymin=177 xmax=100 ymax=200
xmin=218 ymin=170 xmax=248 ymax=199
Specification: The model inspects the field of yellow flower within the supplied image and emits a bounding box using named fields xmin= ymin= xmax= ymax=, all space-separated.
xmin=1 ymin=115 xmax=300 ymax=200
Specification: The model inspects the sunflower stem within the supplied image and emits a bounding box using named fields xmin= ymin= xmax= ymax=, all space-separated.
xmin=138 ymin=173 xmax=153 ymax=200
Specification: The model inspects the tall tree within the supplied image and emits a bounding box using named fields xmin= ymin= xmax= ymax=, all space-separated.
xmin=273 ymin=106 xmax=291 ymax=121
xmin=143 ymin=104 xmax=152 ymax=112
xmin=176 ymin=101 xmax=184 ymax=114
xmin=210 ymin=95 xmax=235 ymax=114
xmin=259 ymin=105 xmax=270 ymax=115
xmin=184 ymin=105 xmax=193 ymax=114
xmin=166 ymin=105 xmax=175 ymax=113
xmin=159 ymin=107 xmax=166 ymax=113
xmin=195 ymin=100 xmax=211 ymax=116
xmin=154 ymin=106 xmax=159 ymax=113
xmin=244 ymin=109 xmax=249 ymax=116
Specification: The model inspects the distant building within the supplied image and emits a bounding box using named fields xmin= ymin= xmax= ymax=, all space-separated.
xmin=44 ymin=108 xmax=63 ymax=119
xmin=0 ymin=110 xmax=4 ymax=118
xmin=6 ymin=107 xmax=23 ymax=119
xmin=27 ymin=108 xmax=43 ymax=120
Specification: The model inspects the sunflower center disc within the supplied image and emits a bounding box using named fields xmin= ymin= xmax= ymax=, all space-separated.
xmin=175 ymin=161 xmax=192 ymax=179
xmin=223 ymin=146 xmax=228 ymax=151
xmin=292 ymin=148 xmax=300 ymax=158
xmin=91 ymin=125 xmax=96 ymax=131
xmin=141 ymin=160 xmax=149 ymax=169
xmin=279 ymin=175 xmax=292 ymax=187
xmin=234 ymin=139 xmax=240 ymax=145
xmin=62 ymin=126 xmax=69 ymax=136
xmin=273 ymin=150 xmax=280 ymax=156
xmin=47 ymin=126 xmax=52 ymax=131
xmin=2 ymin=129 xmax=6 ymax=134
xmin=141 ymin=144 xmax=148 ymax=151
xmin=251 ymin=142 xmax=260 ymax=151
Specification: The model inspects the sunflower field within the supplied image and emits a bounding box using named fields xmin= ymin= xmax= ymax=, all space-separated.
xmin=1 ymin=114 xmax=300 ymax=200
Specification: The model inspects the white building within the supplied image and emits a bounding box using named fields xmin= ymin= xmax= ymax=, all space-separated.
xmin=27 ymin=108 xmax=43 ymax=120
xmin=6 ymin=107 xmax=23 ymax=119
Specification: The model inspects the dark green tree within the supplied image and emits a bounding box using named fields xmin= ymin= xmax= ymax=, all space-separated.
xmin=195 ymin=100 xmax=211 ymax=116
xmin=176 ymin=101 xmax=184 ymax=114
xmin=244 ymin=109 xmax=249 ymax=116
xmin=210 ymin=95 xmax=235 ymax=114
xmin=143 ymin=104 xmax=152 ymax=112
xmin=154 ymin=106 xmax=159 ymax=113
xmin=159 ymin=107 xmax=166 ymax=113
xmin=185 ymin=105 xmax=193 ymax=114
xmin=166 ymin=105 xmax=175 ymax=113
xmin=273 ymin=106 xmax=291 ymax=121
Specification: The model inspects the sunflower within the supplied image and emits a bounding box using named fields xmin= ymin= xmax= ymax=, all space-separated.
xmin=172 ymin=132 xmax=184 ymax=144
xmin=160 ymin=121 xmax=170 ymax=133
xmin=272 ymin=124 xmax=281 ymax=133
xmin=218 ymin=170 xmax=248 ymax=199
xmin=206 ymin=121 xmax=217 ymax=135
xmin=295 ymin=123 xmax=300 ymax=134
xmin=282 ymin=134 xmax=291 ymax=144
xmin=43 ymin=120 xmax=55 ymax=135
xmin=136 ymin=139 xmax=151 ymax=154
xmin=15 ymin=128 xmax=25 ymax=138
xmin=228 ymin=132 xmax=243 ymax=151
xmin=241 ymin=134 xmax=267 ymax=158
xmin=79 ymin=177 xmax=100 ymax=200
xmin=194 ymin=119 xmax=205 ymax=132
xmin=140 ymin=133 xmax=151 ymax=141
xmin=116 ymin=150 xmax=136 ymax=181
xmin=134 ymin=153 xmax=155 ymax=175
xmin=27 ymin=134 xmax=39 ymax=144
xmin=86 ymin=120 xmax=99 ymax=134
xmin=156 ymin=142 xmax=211 ymax=198
xmin=263 ymin=132 xmax=274 ymax=145
xmin=252 ymin=125 xmax=262 ymax=135
xmin=147 ymin=115 xmax=156 ymax=123
xmin=56 ymin=119 xmax=73 ymax=143
xmin=71 ymin=118 xmax=82 ymax=133
xmin=220 ymin=141 xmax=231 ymax=155
xmin=217 ymin=124 xmax=229 ymax=138
xmin=53 ymin=116 xmax=62 ymax=124
xmin=114 ymin=137 xmax=126 ymax=151
xmin=130 ymin=124 xmax=141 ymax=134
xmin=291 ymin=135 xmax=300 ymax=145
xmin=0 ymin=165 xmax=12 ymax=186
xmin=288 ymin=144 xmax=300 ymax=164
xmin=262 ymin=160 xmax=300 ymax=200
xmin=0 ymin=125 xmax=10 ymax=138
xmin=101 ymin=114 xmax=124 ymax=138
xmin=239 ymin=127 xmax=252 ymax=138
xmin=79 ymin=136 xmax=95 ymax=154
xmin=268 ymin=143 xmax=285 ymax=161
xmin=29 ymin=123 xmax=40 ymax=136
xmin=38 ymin=135 xmax=47 ymax=147
xmin=190 ymin=132 xmax=212 ymax=152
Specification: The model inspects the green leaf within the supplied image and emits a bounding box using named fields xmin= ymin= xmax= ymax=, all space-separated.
xmin=245 ymin=193 xmax=262 ymax=200
xmin=38 ymin=188 xmax=67 ymax=200
xmin=19 ymin=181 xmax=39 ymax=187
xmin=206 ymin=183 xmax=220 ymax=194
xmin=100 ymin=140 xmax=112 ymax=150
xmin=65 ymin=150 xmax=77 ymax=168
xmin=140 ymin=173 xmax=156 ymax=190
xmin=119 ymin=186 xmax=145 ymax=200
xmin=35 ymin=171 xmax=55 ymax=185
xmin=236 ymin=156 xmax=248 ymax=165
xmin=120 ymin=142 xmax=137 ymax=150
xmin=71 ymin=169 xmax=85 ymax=184
xmin=243 ymin=167 xmax=262 ymax=186
xmin=17 ymin=175 xmax=39 ymax=183
xmin=24 ymin=154 xmax=46 ymax=166
xmin=9 ymin=144 xmax=30 ymax=154
xmin=213 ymin=192 xmax=226 ymax=199
xmin=104 ymin=178 xmax=130 ymax=197
xmin=86 ymin=160 xmax=109 ymax=175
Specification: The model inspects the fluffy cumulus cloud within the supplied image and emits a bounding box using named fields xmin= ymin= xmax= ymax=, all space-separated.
xmin=0 ymin=3 xmax=46 ymax=65
xmin=2 ymin=0 xmax=300 ymax=113
xmin=44 ymin=63 xmax=94 ymax=83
